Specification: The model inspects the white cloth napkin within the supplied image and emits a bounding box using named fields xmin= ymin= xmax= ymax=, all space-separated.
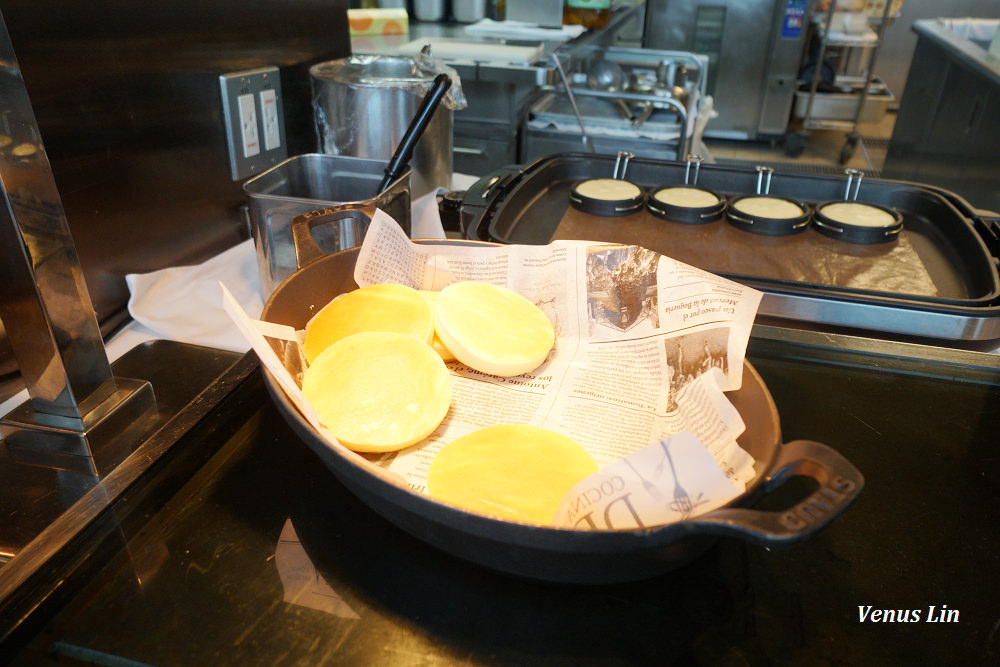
xmin=411 ymin=175 xmax=480 ymax=238
xmin=411 ymin=189 xmax=448 ymax=239
xmin=126 ymin=240 xmax=263 ymax=352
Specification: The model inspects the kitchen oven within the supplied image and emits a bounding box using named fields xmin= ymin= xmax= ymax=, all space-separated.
xmin=643 ymin=0 xmax=815 ymax=140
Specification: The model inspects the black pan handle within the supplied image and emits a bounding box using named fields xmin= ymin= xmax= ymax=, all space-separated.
xmin=686 ymin=439 xmax=864 ymax=545
xmin=376 ymin=73 xmax=452 ymax=195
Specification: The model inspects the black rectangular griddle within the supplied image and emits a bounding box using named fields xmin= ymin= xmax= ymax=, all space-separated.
xmin=460 ymin=153 xmax=1000 ymax=342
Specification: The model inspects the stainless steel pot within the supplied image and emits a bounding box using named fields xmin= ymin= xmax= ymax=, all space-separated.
xmin=260 ymin=223 xmax=864 ymax=583
xmin=310 ymin=56 xmax=453 ymax=199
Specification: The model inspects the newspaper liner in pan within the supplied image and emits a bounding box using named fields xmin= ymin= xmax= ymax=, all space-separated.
xmin=223 ymin=210 xmax=765 ymax=530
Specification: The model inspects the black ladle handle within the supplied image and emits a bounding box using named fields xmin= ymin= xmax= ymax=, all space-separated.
xmin=376 ymin=73 xmax=452 ymax=195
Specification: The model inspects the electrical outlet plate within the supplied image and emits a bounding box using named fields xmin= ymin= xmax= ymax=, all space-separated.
xmin=219 ymin=66 xmax=287 ymax=181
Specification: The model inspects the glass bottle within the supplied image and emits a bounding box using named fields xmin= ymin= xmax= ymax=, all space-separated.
xmin=489 ymin=0 xmax=506 ymax=21
xmin=563 ymin=0 xmax=610 ymax=29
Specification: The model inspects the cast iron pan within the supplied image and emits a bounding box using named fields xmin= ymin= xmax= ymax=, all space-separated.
xmin=260 ymin=219 xmax=864 ymax=584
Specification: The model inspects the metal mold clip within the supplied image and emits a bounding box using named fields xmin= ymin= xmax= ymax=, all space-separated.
xmin=755 ymin=164 xmax=774 ymax=195
xmin=843 ymin=168 xmax=864 ymax=201
xmin=613 ymin=150 xmax=635 ymax=180
xmin=684 ymin=154 xmax=704 ymax=185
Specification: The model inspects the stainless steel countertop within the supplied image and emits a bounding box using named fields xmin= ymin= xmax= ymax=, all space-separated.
xmin=912 ymin=18 xmax=1000 ymax=86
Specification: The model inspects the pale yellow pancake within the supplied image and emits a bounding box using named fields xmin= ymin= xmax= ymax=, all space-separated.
xmin=734 ymin=196 xmax=804 ymax=219
xmin=417 ymin=290 xmax=456 ymax=362
xmin=302 ymin=331 xmax=451 ymax=452
xmin=653 ymin=186 xmax=720 ymax=208
xmin=427 ymin=424 xmax=598 ymax=525
xmin=575 ymin=178 xmax=642 ymax=201
xmin=820 ymin=201 xmax=897 ymax=228
xmin=434 ymin=281 xmax=555 ymax=377
xmin=303 ymin=283 xmax=433 ymax=365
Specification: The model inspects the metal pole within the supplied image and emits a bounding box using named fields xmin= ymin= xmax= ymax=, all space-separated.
xmin=0 ymin=9 xmax=155 ymax=476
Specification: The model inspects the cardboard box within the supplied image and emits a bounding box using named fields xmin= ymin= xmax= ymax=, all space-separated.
xmin=347 ymin=9 xmax=409 ymax=37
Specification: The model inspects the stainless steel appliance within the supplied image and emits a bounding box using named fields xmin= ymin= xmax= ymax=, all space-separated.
xmin=449 ymin=59 xmax=549 ymax=177
xmin=643 ymin=0 xmax=815 ymax=140
xmin=522 ymin=92 xmax=689 ymax=161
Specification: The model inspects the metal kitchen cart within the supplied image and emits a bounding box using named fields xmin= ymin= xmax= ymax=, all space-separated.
xmin=787 ymin=0 xmax=897 ymax=164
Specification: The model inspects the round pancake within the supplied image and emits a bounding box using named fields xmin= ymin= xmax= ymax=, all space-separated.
xmin=427 ymin=424 xmax=599 ymax=525
xmin=653 ymin=186 xmax=720 ymax=208
xmin=434 ymin=281 xmax=555 ymax=377
xmin=733 ymin=196 xmax=804 ymax=219
xmin=303 ymin=283 xmax=433 ymax=365
xmin=819 ymin=201 xmax=897 ymax=228
xmin=302 ymin=331 xmax=452 ymax=452
xmin=575 ymin=178 xmax=642 ymax=201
